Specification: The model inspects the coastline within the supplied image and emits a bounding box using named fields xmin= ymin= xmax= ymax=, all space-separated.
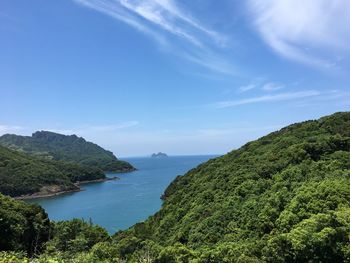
xmin=14 ymin=176 xmax=119 ymax=200
xmin=105 ymin=167 xmax=137 ymax=173
xmin=77 ymin=176 xmax=119 ymax=185
xmin=14 ymin=188 xmax=82 ymax=201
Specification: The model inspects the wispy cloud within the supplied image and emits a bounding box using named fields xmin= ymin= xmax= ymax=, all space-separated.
xmin=74 ymin=0 xmax=167 ymax=44
xmin=45 ymin=121 xmax=139 ymax=135
xmin=0 ymin=125 xmax=25 ymax=135
xmin=73 ymin=0 xmax=235 ymax=75
xmin=261 ymin=82 xmax=284 ymax=92
xmin=238 ymin=84 xmax=256 ymax=93
xmin=238 ymin=80 xmax=284 ymax=93
xmin=247 ymin=0 xmax=350 ymax=70
xmin=292 ymin=90 xmax=350 ymax=108
xmin=214 ymin=90 xmax=321 ymax=108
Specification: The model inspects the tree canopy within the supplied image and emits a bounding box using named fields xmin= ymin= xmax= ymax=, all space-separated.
xmin=0 ymin=131 xmax=134 ymax=172
xmin=0 ymin=145 xmax=105 ymax=197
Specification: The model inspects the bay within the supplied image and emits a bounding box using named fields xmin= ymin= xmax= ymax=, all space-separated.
xmin=27 ymin=155 xmax=216 ymax=233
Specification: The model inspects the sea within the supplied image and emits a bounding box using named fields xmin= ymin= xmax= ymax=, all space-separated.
xmin=26 ymin=155 xmax=217 ymax=234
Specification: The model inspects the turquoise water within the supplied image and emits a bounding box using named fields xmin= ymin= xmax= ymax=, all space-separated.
xmin=27 ymin=155 xmax=216 ymax=234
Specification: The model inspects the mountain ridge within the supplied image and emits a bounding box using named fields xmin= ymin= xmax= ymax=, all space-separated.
xmin=0 ymin=130 xmax=135 ymax=172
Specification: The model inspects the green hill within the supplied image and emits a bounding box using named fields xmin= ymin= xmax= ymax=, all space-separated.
xmin=0 ymin=131 xmax=134 ymax=172
xmin=1 ymin=112 xmax=350 ymax=262
xmin=112 ymin=112 xmax=350 ymax=262
xmin=0 ymin=145 xmax=105 ymax=197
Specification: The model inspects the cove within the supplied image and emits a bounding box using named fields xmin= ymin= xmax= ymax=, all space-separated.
xmin=27 ymin=155 xmax=216 ymax=233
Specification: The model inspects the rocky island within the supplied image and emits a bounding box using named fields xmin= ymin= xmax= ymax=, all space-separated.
xmin=151 ymin=152 xmax=168 ymax=158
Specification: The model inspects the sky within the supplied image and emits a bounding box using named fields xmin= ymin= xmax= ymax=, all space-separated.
xmin=1 ymin=0 xmax=350 ymax=157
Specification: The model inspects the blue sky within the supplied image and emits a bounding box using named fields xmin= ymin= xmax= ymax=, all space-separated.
xmin=1 ymin=0 xmax=349 ymax=157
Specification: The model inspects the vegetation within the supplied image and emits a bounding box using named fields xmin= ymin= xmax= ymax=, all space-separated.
xmin=0 ymin=145 xmax=105 ymax=197
xmin=0 ymin=131 xmax=134 ymax=172
xmin=0 ymin=194 xmax=50 ymax=256
xmin=112 ymin=112 xmax=350 ymax=262
xmin=1 ymin=112 xmax=350 ymax=262
xmin=0 ymin=195 xmax=109 ymax=261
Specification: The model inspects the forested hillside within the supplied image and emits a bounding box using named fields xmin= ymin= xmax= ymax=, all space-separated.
xmin=1 ymin=112 xmax=350 ymax=262
xmin=0 ymin=131 xmax=134 ymax=172
xmin=0 ymin=194 xmax=50 ymax=255
xmin=113 ymin=112 xmax=350 ymax=262
xmin=0 ymin=145 xmax=105 ymax=197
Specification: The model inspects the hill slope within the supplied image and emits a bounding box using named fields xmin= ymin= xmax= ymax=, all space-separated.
xmin=0 ymin=131 xmax=134 ymax=172
xmin=0 ymin=145 xmax=105 ymax=197
xmin=112 ymin=112 xmax=350 ymax=262
xmin=0 ymin=194 xmax=51 ymax=255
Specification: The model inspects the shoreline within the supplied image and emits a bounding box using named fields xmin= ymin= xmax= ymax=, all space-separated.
xmin=14 ymin=176 xmax=119 ymax=201
xmin=77 ymin=176 xmax=119 ymax=185
xmin=13 ymin=188 xmax=82 ymax=201
xmin=105 ymin=167 xmax=137 ymax=173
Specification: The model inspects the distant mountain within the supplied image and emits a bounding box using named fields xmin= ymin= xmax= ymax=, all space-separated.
xmin=0 ymin=131 xmax=135 ymax=172
xmin=0 ymin=145 xmax=105 ymax=197
xmin=151 ymin=152 xmax=168 ymax=158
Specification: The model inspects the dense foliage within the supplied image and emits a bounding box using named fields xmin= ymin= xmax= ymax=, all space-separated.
xmin=0 ymin=194 xmax=50 ymax=255
xmin=111 ymin=111 xmax=350 ymax=262
xmin=0 ymin=145 xmax=105 ymax=197
xmin=1 ymin=112 xmax=350 ymax=262
xmin=0 ymin=195 xmax=109 ymax=262
xmin=44 ymin=219 xmax=110 ymax=258
xmin=0 ymin=131 xmax=134 ymax=172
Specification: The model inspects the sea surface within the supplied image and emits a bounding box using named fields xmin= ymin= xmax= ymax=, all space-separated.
xmin=26 ymin=155 xmax=216 ymax=233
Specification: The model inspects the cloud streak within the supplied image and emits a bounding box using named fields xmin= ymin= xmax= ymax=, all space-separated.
xmin=73 ymin=0 xmax=236 ymax=75
xmin=214 ymin=90 xmax=321 ymax=108
xmin=238 ymin=84 xmax=256 ymax=93
xmin=261 ymin=82 xmax=284 ymax=92
xmin=73 ymin=0 xmax=234 ymax=75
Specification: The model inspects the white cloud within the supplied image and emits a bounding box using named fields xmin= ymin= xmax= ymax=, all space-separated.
xmin=74 ymin=0 xmax=167 ymax=45
xmin=261 ymin=82 xmax=284 ymax=92
xmin=73 ymin=0 xmax=235 ymax=75
xmin=238 ymin=81 xmax=284 ymax=93
xmin=0 ymin=125 xmax=25 ymax=135
xmin=247 ymin=0 xmax=350 ymax=69
xmin=238 ymin=84 xmax=256 ymax=93
xmin=118 ymin=0 xmax=203 ymax=47
xmin=214 ymin=90 xmax=321 ymax=108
